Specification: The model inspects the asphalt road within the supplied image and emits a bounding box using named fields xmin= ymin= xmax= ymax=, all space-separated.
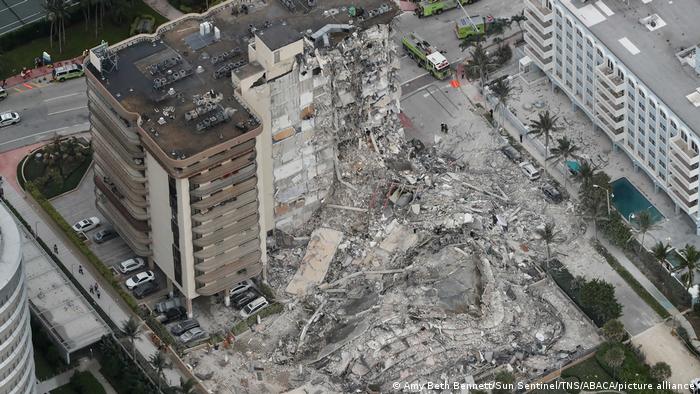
xmin=394 ymin=0 xmax=525 ymax=90
xmin=0 ymin=77 xmax=89 ymax=152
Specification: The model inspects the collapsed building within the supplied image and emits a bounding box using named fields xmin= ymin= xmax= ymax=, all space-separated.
xmin=84 ymin=0 xmax=398 ymax=313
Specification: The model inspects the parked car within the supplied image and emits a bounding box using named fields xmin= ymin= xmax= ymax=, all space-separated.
xmin=0 ymin=111 xmax=20 ymax=127
xmin=52 ymin=64 xmax=84 ymax=81
xmin=72 ymin=217 xmax=100 ymax=232
xmin=179 ymin=327 xmax=207 ymax=344
xmin=519 ymin=161 xmax=541 ymax=181
xmin=0 ymin=88 xmax=7 ymax=100
xmin=500 ymin=145 xmax=522 ymax=163
xmin=232 ymin=290 xmax=259 ymax=309
xmin=154 ymin=296 xmax=183 ymax=314
xmin=170 ymin=319 xmax=199 ymax=336
xmin=118 ymin=258 xmax=145 ymax=274
xmin=229 ymin=279 xmax=254 ymax=296
xmin=158 ymin=306 xmax=186 ymax=324
xmin=541 ymin=183 xmax=563 ymax=203
xmin=93 ymin=227 xmax=118 ymax=243
xmin=240 ymin=297 xmax=269 ymax=318
xmin=133 ymin=281 xmax=158 ymax=299
xmin=125 ymin=270 xmax=155 ymax=289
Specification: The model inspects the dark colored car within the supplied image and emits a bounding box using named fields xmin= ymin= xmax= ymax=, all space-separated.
xmin=133 ymin=281 xmax=158 ymax=299
xmin=501 ymin=145 xmax=522 ymax=162
xmin=93 ymin=227 xmax=118 ymax=243
xmin=542 ymin=183 xmax=563 ymax=203
xmin=232 ymin=290 xmax=258 ymax=309
xmin=170 ymin=319 xmax=200 ymax=336
xmin=160 ymin=306 xmax=187 ymax=324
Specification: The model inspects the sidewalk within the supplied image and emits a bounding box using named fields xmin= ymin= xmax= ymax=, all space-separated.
xmin=471 ymin=79 xmax=700 ymax=350
xmin=3 ymin=57 xmax=83 ymax=89
xmin=2 ymin=181 xmax=185 ymax=387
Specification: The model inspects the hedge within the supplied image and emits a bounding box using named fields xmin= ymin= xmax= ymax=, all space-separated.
xmin=230 ymin=302 xmax=284 ymax=336
xmin=143 ymin=313 xmax=183 ymax=354
xmin=593 ymin=241 xmax=671 ymax=319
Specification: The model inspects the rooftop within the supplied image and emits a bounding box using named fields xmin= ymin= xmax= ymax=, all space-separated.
xmin=87 ymin=0 xmax=396 ymax=158
xmin=562 ymin=0 xmax=700 ymax=133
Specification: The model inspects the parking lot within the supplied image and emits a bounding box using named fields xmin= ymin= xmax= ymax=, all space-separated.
xmin=51 ymin=166 xmax=168 ymax=302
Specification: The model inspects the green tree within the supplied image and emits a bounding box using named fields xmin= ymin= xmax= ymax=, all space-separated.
xmin=178 ymin=378 xmax=196 ymax=394
xmin=548 ymin=136 xmax=579 ymax=187
xmin=149 ymin=350 xmax=167 ymax=393
xmin=121 ymin=316 xmax=141 ymax=361
xmin=581 ymin=193 xmax=608 ymax=240
xmin=44 ymin=0 xmax=70 ymax=53
xmin=493 ymin=370 xmax=515 ymax=394
xmin=679 ymin=244 xmax=699 ymax=289
xmin=528 ymin=110 xmax=560 ymax=178
xmin=535 ymin=221 xmax=559 ymax=271
xmin=490 ymin=78 xmax=511 ymax=127
xmin=651 ymin=241 xmax=671 ymax=264
xmin=510 ymin=11 xmax=527 ymax=41
xmin=649 ymin=361 xmax=672 ymax=382
xmin=634 ymin=210 xmax=656 ymax=251
xmin=601 ymin=319 xmax=626 ymax=343
xmin=579 ymin=279 xmax=622 ymax=326
xmin=602 ymin=346 xmax=625 ymax=377
xmin=464 ymin=42 xmax=492 ymax=89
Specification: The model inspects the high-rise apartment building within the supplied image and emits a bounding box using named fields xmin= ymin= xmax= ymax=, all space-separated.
xmin=0 ymin=204 xmax=36 ymax=394
xmin=86 ymin=0 xmax=398 ymax=313
xmin=524 ymin=0 xmax=700 ymax=233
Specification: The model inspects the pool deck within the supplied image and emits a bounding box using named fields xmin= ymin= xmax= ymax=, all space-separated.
xmin=610 ymin=177 xmax=665 ymax=225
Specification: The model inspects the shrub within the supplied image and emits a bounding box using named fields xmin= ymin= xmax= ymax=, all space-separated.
xmin=230 ymin=302 xmax=284 ymax=335
xmin=579 ymin=279 xmax=622 ymax=326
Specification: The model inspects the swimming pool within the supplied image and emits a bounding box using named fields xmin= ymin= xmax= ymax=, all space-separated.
xmin=610 ymin=177 xmax=665 ymax=225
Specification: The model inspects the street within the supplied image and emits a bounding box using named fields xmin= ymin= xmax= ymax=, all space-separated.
xmin=0 ymin=77 xmax=89 ymax=152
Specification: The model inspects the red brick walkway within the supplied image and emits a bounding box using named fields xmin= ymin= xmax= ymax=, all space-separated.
xmin=0 ymin=142 xmax=46 ymax=192
xmin=3 ymin=56 xmax=85 ymax=89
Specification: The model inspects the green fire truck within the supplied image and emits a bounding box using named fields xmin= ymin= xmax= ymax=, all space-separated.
xmin=402 ymin=33 xmax=451 ymax=80
xmin=455 ymin=14 xmax=494 ymax=39
xmin=415 ymin=0 xmax=480 ymax=18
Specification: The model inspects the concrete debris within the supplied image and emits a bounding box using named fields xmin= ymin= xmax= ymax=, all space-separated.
xmin=286 ymin=228 xmax=344 ymax=296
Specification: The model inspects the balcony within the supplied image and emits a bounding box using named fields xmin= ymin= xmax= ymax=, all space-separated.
xmin=524 ymin=21 xmax=553 ymax=47
xmin=96 ymin=197 xmax=151 ymax=256
xmin=596 ymin=91 xmax=624 ymax=118
xmin=595 ymin=111 xmax=624 ymax=141
xmin=669 ymin=176 xmax=699 ymax=206
xmin=525 ymin=0 xmax=553 ymax=25
xmin=524 ymin=30 xmax=553 ymax=60
xmin=670 ymin=136 xmax=700 ymax=166
xmin=195 ymin=251 xmax=262 ymax=296
xmin=670 ymin=163 xmax=699 ymax=190
xmin=595 ymin=102 xmax=624 ymax=128
xmin=595 ymin=80 xmax=625 ymax=106
xmin=524 ymin=46 xmax=553 ymax=71
xmin=596 ymin=65 xmax=624 ymax=93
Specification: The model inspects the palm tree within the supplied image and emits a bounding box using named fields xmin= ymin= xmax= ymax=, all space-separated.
xmin=44 ymin=0 xmax=69 ymax=53
xmin=80 ymin=0 xmax=91 ymax=31
xmin=548 ymin=136 xmax=579 ymax=187
xmin=464 ymin=42 xmax=492 ymax=90
xmin=635 ymin=210 xmax=654 ymax=251
xmin=535 ymin=221 xmax=559 ymax=271
xmin=581 ymin=194 xmax=608 ymax=240
xmin=602 ymin=319 xmax=626 ymax=343
xmin=178 ymin=378 xmax=196 ymax=394
xmin=490 ymin=78 xmax=511 ymax=127
xmin=603 ymin=346 xmax=625 ymax=377
xmin=577 ymin=159 xmax=595 ymax=188
xmin=651 ymin=241 xmax=671 ymax=265
xmin=149 ymin=350 xmax=168 ymax=393
xmin=650 ymin=362 xmax=672 ymax=382
xmin=121 ymin=316 xmax=140 ymax=361
xmin=528 ymin=110 xmax=561 ymax=176
xmin=510 ymin=11 xmax=527 ymax=41
xmin=679 ymin=244 xmax=700 ymax=289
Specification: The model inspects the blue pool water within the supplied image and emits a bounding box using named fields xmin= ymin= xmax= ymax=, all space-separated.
xmin=566 ymin=160 xmax=580 ymax=175
xmin=610 ymin=177 xmax=664 ymax=224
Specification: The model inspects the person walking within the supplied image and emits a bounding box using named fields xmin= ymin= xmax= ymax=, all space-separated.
xmin=89 ymin=285 xmax=94 ymax=294
xmin=53 ymin=244 xmax=58 ymax=254
xmin=78 ymin=265 xmax=83 ymax=275
xmin=96 ymin=289 xmax=101 ymax=299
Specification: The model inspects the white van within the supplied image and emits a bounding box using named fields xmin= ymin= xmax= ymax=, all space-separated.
xmin=519 ymin=161 xmax=541 ymax=181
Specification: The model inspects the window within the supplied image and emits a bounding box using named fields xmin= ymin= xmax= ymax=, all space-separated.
xmin=274 ymin=50 xmax=280 ymax=63
xmin=566 ymin=19 xmax=572 ymax=27
xmin=639 ymin=90 xmax=646 ymax=99
xmin=660 ymin=111 xmax=667 ymax=120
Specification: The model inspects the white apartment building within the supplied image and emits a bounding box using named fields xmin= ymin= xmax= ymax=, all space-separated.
xmin=524 ymin=0 xmax=700 ymax=233
xmin=0 ymin=204 xmax=36 ymax=394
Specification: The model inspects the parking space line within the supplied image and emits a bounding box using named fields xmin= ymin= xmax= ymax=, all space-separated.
xmin=13 ymin=87 xmax=23 ymax=93
xmin=22 ymin=83 xmax=33 ymax=89
xmin=47 ymin=105 xmax=87 ymax=116
xmin=44 ymin=92 xmax=80 ymax=102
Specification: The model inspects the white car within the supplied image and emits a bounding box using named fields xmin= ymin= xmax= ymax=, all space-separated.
xmin=0 ymin=111 xmax=20 ymax=127
xmin=72 ymin=217 xmax=100 ymax=232
xmin=125 ymin=270 xmax=155 ymax=289
xmin=118 ymin=258 xmax=145 ymax=274
xmin=519 ymin=161 xmax=541 ymax=181
xmin=179 ymin=327 xmax=207 ymax=344
xmin=229 ymin=279 xmax=254 ymax=296
xmin=240 ymin=297 xmax=269 ymax=318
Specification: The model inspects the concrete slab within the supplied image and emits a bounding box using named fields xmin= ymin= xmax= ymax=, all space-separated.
xmin=286 ymin=228 xmax=343 ymax=295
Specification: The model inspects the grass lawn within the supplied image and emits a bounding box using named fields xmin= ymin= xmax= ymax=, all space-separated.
xmin=51 ymin=371 xmax=106 ymax=394
xmin=562 ymin=356 xmax=614 ymax=385
xmin=22 ymin=155 xmax=92 ymax=198
xmin=0 ymin=2 xmax=167 ymax=79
